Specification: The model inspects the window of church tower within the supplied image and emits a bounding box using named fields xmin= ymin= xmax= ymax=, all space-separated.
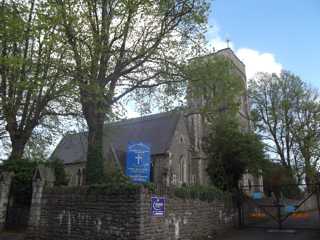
xmin=180 ymin=135 xmax=184 ymax=143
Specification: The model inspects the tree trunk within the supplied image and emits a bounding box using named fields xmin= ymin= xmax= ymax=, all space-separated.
xmin=305 ymin=158 xmax=313 ymax=192
xmin=85 ymin=116 xmax=105 ymax=184
xmin=8 ymin=136 xmax=28 ymax=161
xmin=81 ymin=87 xmax=107 ymax=184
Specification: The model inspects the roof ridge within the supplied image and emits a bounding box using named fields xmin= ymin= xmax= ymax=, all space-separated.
xmin=107 ymin=110 xmax=181 ymax=127
xmin=62 ymin=110 xmax=182 ymax=137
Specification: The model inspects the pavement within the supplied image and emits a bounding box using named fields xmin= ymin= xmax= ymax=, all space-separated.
xmin=0 ymin=229 xmax=318 ymax=240
xmin=218 ymin=228 xmax=320 ymax=240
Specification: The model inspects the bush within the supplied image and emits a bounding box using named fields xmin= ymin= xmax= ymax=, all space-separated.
xmin=204 ymin=118 xmax=267 ymax=192
xmin=174 ymin=184 xmax=229 ymax=202
xmin=2 ymin=158 xmax=39 ymax=184
xmin=263 ymin=163 xmax=301 ymax=198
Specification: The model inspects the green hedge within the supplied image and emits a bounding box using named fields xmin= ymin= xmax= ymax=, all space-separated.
xmin=46 ymin=181 xmax=140 ymax=194
xmin=174 ymin=185 xmax=230 ymax=202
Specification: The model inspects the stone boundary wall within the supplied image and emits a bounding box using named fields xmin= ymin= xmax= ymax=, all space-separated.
xmin=27 ymin=186 xmax=237 ymax=240
xmin=27 ymin=186 xmax=141 ymax=240
xmin=140 ymin=190 xmax=236 ymax=239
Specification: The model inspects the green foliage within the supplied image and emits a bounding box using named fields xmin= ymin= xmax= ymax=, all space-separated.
xmin=249 ymin=70 xmax=320 ymax=184
xmin=47 ymin=181 xmax=141 ymax=195
xmin=86 ymin=144 xmax=105 ymax=185
xmin=0 ymin=1 xmax=77 ymax=161
xmin=263 ymin=163 xmax=301 ymax=198
xmin=87 ymin=182 xmax=140 ymax=195
xmin=204 ymin=118 xmax=267 ymax=192
xmin=2 ymin=159 xmax=39 ymax=185
xmin=142 ymin=182 xmax=156 ymax=192
xmin=184 ymin=56 xmax=245 ymax=119
xmin=174 ymin=184 xmax=229 ymax=202
xmin=103 ymin=168 xmax=131 ymax=185
xmin=49 ymin=159 xmax=68 ymax=186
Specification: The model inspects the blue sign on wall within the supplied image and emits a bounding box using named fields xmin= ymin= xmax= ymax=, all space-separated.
xmin=151 ymin=197 xmax=165 ymax=217
xmin=125 ymin=142 xmax=151 ymax=183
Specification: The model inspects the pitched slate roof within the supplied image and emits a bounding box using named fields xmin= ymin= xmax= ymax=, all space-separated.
xmin=51 ymin=111 xmax=181 ymax=164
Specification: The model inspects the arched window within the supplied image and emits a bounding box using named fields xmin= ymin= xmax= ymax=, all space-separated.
xmin=179 ymin=155 xmax=187 ymax=184
xmin=179 ymin=158 xmax=183 ymax=183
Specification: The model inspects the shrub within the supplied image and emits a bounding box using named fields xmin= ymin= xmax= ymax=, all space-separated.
xmin=174 ymin=184 xmax=229 ymax=202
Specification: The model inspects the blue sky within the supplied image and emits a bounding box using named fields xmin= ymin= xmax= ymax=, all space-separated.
xmin=207 ymin=0 xmax=320 ymax=88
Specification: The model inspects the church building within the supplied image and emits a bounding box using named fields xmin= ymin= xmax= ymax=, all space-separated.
xmin=51 ymin=48 xmax=257 ymax=188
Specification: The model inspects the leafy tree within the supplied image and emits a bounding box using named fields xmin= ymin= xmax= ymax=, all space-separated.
xmin=263 ymin=163 xmax=301 ymax=199
xmin=249 ymin=71 xmax=320 ymax=185
xmin=50 ymin=0 xmax=210 ymax=184
xmin=0 ymin=1 xmax=77 ymax=161
xmin=249 ymin=71 xmax=304 ymax=169
xmin=291 ymin=88 xmax=320 ymax=185
xmin=204 ymin=118 xmax=266 ymax=192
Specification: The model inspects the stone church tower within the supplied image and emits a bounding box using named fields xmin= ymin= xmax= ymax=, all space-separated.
xmin=186 ymin=48 xmax=250 ymax=185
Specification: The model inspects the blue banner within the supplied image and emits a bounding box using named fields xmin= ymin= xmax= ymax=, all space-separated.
xmin=125 ymin=142 xmax=151 ymax=183
xmin=151 ymin=197 xmax=165 ymax=217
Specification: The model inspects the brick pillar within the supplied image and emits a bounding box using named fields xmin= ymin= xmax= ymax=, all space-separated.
xmin=0 ymin=172 xmax=14 ymax=231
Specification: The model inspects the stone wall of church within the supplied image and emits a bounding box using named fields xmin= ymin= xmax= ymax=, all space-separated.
xmin=167 ymin=115 xmax=195 ymax=186
xmin=26 ymin=186 xmax=237 ymax=240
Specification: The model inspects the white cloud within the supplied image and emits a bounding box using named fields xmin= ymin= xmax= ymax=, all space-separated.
xmin=208 ymin=34 xmax=282 ymax=80
xmin=236 ymin=48 xmax=282 ymax=80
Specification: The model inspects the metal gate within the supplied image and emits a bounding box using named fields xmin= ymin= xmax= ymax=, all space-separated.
xmin=239 ymin=183 xmax=320 ymax=230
